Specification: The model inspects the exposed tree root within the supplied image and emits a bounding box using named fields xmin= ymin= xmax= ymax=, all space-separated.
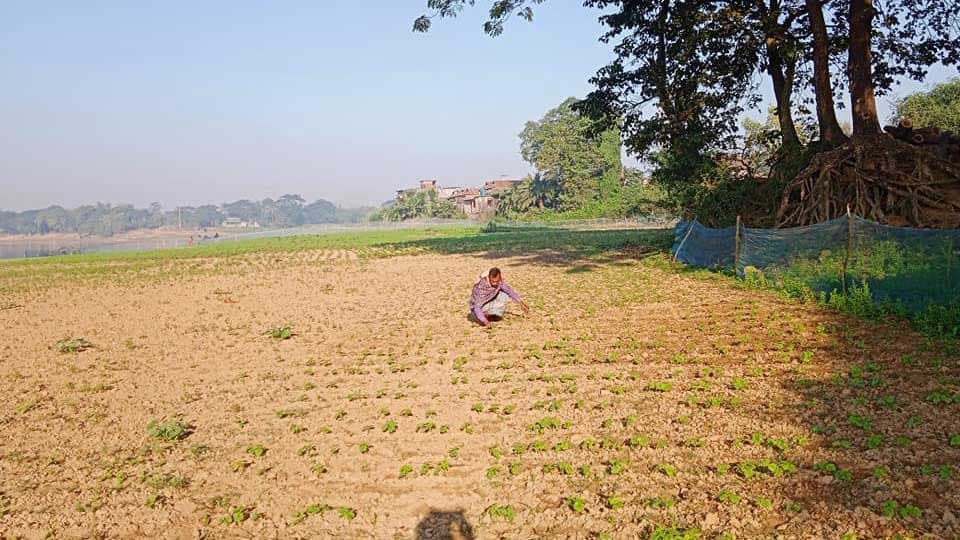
xmin=776 ymin=135 xmax=960 ymax=228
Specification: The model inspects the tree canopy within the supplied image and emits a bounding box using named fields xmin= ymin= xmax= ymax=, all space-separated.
xmin=517 ymin=97 xmax=622 ymax=211
xmin=894 ymin=78 xmax=960 ymax=135
xmin=370 ymin=189 xmax=464 ymax=222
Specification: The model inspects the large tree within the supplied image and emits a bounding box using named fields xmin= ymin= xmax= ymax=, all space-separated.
xmin=519 ymin=97 xmax=622 ymax=211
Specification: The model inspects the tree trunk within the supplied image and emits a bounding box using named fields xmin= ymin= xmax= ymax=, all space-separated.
xmin=806 ymin=0 xmax=847 ymax=145
xmin=765 ymin=39 xmax=801 ymax=150
xmin=848 ymin=0 xmax=881 ymax=138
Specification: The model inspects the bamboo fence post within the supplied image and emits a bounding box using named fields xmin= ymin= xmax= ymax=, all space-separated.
xmin=734 ymin=215 xmax=742 ymax=277
xmin=841 ymin=204 xmax=853 ymax=295
xmin=673 ymin=219 xmax=696 ymax=263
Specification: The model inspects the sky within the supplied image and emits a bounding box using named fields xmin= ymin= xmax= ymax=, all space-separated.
xmin=1 ymin=1 xmax=956 ymax=212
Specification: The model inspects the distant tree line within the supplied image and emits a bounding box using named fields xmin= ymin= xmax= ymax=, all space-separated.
xmin=0 ymin=194 xmax=373 ymax=236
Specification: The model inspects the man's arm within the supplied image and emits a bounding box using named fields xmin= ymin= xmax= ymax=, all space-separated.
xmin=500 ymin=282 xmax=521 ymax=302
xmin=500 ymin=282 xmax=530 ymax=314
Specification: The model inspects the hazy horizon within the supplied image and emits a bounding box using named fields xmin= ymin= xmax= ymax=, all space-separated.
xmin=2 ymin=1 xmax=956 ymax=213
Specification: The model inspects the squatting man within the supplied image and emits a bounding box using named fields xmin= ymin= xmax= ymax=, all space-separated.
xmin=469 ymin=267 xmax=529 ymax=327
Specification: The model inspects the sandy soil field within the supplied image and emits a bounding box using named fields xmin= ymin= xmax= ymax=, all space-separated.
xmin=0 ymin=246 xmax=957 ymax=539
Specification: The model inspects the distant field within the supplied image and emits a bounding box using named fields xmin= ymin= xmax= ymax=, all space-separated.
xmin=0 ymin=225 xmax=957 ymax=539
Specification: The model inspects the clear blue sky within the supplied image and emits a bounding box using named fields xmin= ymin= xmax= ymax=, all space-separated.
xmin=1 ymin=1 xmax=955 ymax=211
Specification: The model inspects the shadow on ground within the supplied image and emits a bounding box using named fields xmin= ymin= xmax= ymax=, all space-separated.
xmin=380 ymin=227 xmax=675 ymax=272
xmin=415 ymin=510 xmax=474 ymax=540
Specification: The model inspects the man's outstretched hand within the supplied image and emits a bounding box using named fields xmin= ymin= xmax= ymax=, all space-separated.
xmin=520 ymin=301 xmax=530 ymax=314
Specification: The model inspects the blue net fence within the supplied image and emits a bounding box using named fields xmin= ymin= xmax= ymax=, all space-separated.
xmin=672 ymin=215 xmax=960 ymax=313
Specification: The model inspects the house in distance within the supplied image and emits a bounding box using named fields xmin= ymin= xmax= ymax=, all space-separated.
xmin=393 ymin=178 xmax=522 ymax=219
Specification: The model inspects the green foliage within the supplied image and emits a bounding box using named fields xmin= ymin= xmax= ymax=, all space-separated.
xmin=649 ymin=525 xmax=701 ymax=540
xmin=517 ymin=97 xmax=623 ymax=212
xmin=655 ymin=147 xmax=763 ymax=227
xmin=914 ymin=301 xmax=960 ymax=339
xmin=485 ymin=504 xmax=517 ymax=522
xmin=220 ymin=506 xmax=253 ymax=525
xmin=55 ymin=337 xmax=93 ymax=353
xmin=567 ymin=496 xmax=587 ymax=513
xmin=894 ymin=78 xmax=960 ymax=134
xmin=736 ymin=237 xmax=960 ymax=341
xmin=741 ymin=107 xmax=815 ymax=178
xmin=264 ymin=326 xmax=293 ymax=340
xmin=371 ymin=188 xmax=465 ymax=222
xmin=147 ymin=418 xmax=191 ymax=441
xmin=246 ymin=445 xmax=267 ymax=458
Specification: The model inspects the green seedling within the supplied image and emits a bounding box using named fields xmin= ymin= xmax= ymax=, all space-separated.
xmin=567 ymin=496 xmax=587 ymax=513
xmin=56 ymin=337 xmax=93 ymax=353
xmin=337 ymin=507 xmax=357 ymax=520
xmin=276 ymin=409 xmax=306 ymax=419
xmin=147 ymin=418 xmax=191 ymax=441
xmin=485 ymin=504 xmax=517 ymax=522
xmin=221 ymin=506 xmax=253 ymax=525
xmin=649 ymin=525 xmax=699 ymax=539
xmin=646 ymin=381 xmax=673 ymax=392
xmin=383 ymin=419 xmax=398 ymax=433
xmin=246 ymin=445 xmax=267 ymax=458
xmin=529 ymin=416 xmax=561 ymax=433
xmin=647 ymin=496 xmax=675 ymax=509
xmin=655 ymin=463 xmax=676 ymax=477
xmin=264 ymin=326 xmax=293 ymax=340
xmin=717 ymin=490 xmax=741 ymax=505
xmin=607 ymin=495 xmax=625 ymax=510
xmin=290 ymin=503 xmax=331 ymax=525
xmin=848 ymin=415 xmax=873 ymax=430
